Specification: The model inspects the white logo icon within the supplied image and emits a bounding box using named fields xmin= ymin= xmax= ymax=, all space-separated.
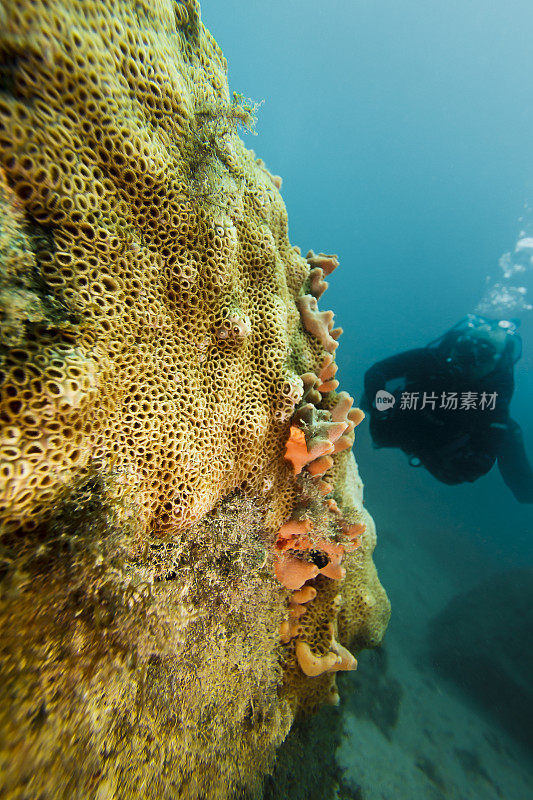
xmin=374 ymin=390 xmax=396 ymax=410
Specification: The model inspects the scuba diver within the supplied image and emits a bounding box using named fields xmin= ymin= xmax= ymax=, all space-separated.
xmin=361 ymin=315 xmax=533 ymax=503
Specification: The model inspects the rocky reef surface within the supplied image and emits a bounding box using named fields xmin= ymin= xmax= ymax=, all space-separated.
xmin=0 ymin=1 xmax=389 ymax=797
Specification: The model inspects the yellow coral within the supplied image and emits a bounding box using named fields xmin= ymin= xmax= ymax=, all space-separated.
xmin=0 ymin=0 xmax=390 ymax=797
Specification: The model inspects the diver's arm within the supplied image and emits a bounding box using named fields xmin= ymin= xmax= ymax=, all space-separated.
xmin=362 ymin=349 xmax=429 ymax=409
xmin=495 ymin=419 xmax=533 ymax=503
xmin=488 ymin=367 xmax=515 ymax=421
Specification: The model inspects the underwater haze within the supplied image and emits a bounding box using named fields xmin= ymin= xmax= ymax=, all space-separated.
xmin=204 ymin=1 xmax=533 ymax=798
xmin=203 ymin=0 xmax=533 ymax=562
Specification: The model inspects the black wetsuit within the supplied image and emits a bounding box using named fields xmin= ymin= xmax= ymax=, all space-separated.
xmin=361 ymin=335 xmax=533 ymax=503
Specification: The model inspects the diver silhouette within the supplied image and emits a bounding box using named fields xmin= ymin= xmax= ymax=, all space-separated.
xmin=361 ymin=315 xmax=533 ymax=503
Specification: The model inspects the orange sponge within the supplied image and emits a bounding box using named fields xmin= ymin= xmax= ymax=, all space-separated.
xmin=307 ymin=455 xmax=334 ymax=477
xmin=284 ymin=425 xmax=334 ymax=475
xmin=274 ymin=555 xmax=319 ymax=591
xmin=306 ymin=249 xmax=339 ymax=276
xmin=318 ymin=353 xmax=339 ymax=393
xmin=295 ymin=641 xmax=341 ymax=676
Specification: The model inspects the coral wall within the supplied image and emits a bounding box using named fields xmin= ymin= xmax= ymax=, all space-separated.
xmin=0 ymin=1 xmax=390 ymax=797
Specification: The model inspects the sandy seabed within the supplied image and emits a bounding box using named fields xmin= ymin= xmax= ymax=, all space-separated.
xmin=335 ymin=524 xmax=532 ymax=800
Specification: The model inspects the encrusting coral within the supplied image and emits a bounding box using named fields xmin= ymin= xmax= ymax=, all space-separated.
xmin=0 ymin=1 xmax=390 ymax=798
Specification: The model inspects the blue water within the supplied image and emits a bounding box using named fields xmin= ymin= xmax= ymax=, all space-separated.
xmin=203 ymin=0 xmax=532 ymax=559
xmin=203 ymin=1 xmax=533 ymax=796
